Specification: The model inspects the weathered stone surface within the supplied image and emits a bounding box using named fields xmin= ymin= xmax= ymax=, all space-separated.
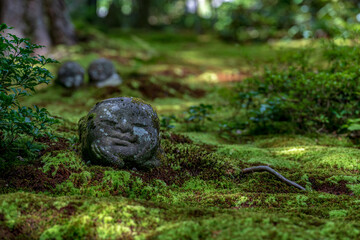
xmin=57 ymin=61 xmax=85 ymax=88
xmin=78 ymin=97 xmax=161 ymax=169
xmin=88 ymin=58 xmax=122 ymax=87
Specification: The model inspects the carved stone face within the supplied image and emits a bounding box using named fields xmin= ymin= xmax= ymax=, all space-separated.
xmin=88 ymin=58 xmax=123 ymax=87
xmin=79 ymin=97 xmax=161 ymax=169
xmin=57 ymin=61 xmax=84 ymax=88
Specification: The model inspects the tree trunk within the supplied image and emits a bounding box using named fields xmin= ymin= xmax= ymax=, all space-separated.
xmin=87 ymin=0 xmax=97 ymax=6
xmin=134 ymin=0 xmax=151 ymax=28
xmin=86 ymin=0 xmax=98 ymax=23
xmin=194 ymin=0 xmax=202 ymax=34
xmin=0 ymin=0 xmax=26 ymax=38
xmin=104 ymin=2 xmax=123 ymax=28
xmin=26 ymin=0 xmax=52 ymax=47
xmin=44 ymin=0 xmax=76 ymax=45
xmin=0 ymin=0 xmax=76 ymax=48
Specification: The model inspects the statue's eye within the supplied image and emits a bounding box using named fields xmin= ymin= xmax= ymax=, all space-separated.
xmin=134 ymin=123 xmax=146 ymax=127
xmin=102 ymin=119 xmax=117 ymax=125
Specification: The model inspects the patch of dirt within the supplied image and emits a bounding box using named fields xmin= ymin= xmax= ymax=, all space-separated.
xmin=0 ymin=215 xmax=40 ymax=240
xmin=37 ymin=136 xmax=70 ymax=156
xmin=135 ymin=164 xmax=183 ymax=186
xmin=101 ymin=54 xmax=130 ymax=66
xmin=0 ymin=223 xmax=25 ymax=240
xmin=127 ymin=73 xmax=206 ymax=100
xmin=162 ymin=133 xmax=193 ymax=144
xmin=95 ymin=86 xmax=122 ymax=100
xmin=161 ymin=133 xmax=217 ymax=153
xmin=0 ymin=163 xmax=72 ymax=193
xmin=197 ymin=143 xmax=217 ymax=153
xmin=309 ymin=178 xmax=353 ymax=195
xmin=87 ymin=167 xmax=106 ymax=186
xmin=56 ymin=125 xmax=72 ymax=133
xmin=167 ymin=81 xmax=206 ymax=98
xmin=61 ymin=88 xmax=77 ymax=97
xmin=58 ymin=203 xmax=80 ymax=216
xmin=156 ymin=68 xmax=199 ymax=78
xmin=217 ymin=72 xmax=250 ymax=83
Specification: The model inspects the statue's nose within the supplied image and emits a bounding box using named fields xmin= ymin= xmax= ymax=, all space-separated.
xmin=115 ymin=119 xmax=132 ymax=133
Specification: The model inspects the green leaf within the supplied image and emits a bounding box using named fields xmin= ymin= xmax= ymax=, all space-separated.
xmin=348 ymin=124 xmax=360 ymax=131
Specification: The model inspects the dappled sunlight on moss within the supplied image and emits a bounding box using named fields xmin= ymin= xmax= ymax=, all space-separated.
xmin=253 ymin=135 xmax=317 ymax=148
xmin=274 ymin=146 xmax=360 ymax=171
xmin=184 ymin=132 xmax=225 ymax=145
xmin=217 ymin=145 xmax=300 ymax=169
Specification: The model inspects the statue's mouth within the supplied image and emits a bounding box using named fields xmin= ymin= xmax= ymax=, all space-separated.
xmin=110 ymin=134 xmax=137 ymax=146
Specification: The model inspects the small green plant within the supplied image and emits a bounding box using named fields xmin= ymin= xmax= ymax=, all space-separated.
xmin=160 ymin=114 xmax=177 ymax=131
xmin=217 ymin=120 xmax=248 ymax=141
xmin=0 ymin=24 xmax=58 ymax=158
xmin=184 ymin=104 xmax=213 ymax=131
xmin=342 ymin=118 xmax=360 ymax=132
xmin=41 ymin=151 xmax=84 ymax=176
xmin=0 ymin=201 xmax=19 ymax=229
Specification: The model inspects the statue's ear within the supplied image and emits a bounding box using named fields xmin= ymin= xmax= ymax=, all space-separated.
xmin=78 ymin=116 xmax=86 ymax=140
xmin=140 ymin=148 xmax=164 ymax=170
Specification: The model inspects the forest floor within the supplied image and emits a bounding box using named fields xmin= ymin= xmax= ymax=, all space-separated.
xmin=1 ymin=29 xmax=360 ymax=239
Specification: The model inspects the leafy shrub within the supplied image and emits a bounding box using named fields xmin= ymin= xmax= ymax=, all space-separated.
xmin=0 ymin=24 xmax=58 ymax=157
xmin=227 ymin=40 xmax=360 ymax=134
xmin=160 ymin=114 xmax=177 ymax=131
xmin=215 ymin=0 xmax=358 ymax=42
xmin=184 ymin=104 xmax=213 ymax=131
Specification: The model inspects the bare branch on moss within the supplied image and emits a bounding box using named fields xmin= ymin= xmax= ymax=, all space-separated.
xmin=242 ymin=166 xmax=306 ymax=191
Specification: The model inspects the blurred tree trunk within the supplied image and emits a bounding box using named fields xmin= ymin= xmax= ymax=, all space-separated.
xmin=0 ymin=0 xmax=26 ymax=38
xmin=26 ymin=0 xmax=52 ymax=46
xmin=44 ymin=0 xmax=76 ymax=45
xmin=0 ymin=0 xmax=76 ymax=49
xmin=86 ymin=0 xmax=98 ymax=23
xmin=194 ymin=0 xmax=202 ymax=34
xmin=87 ymin=0 xmax=97 ymax=5
xmin=104 ymin=2 xmax=123 ymax=27
xmin=210 ymin=0 xmax=217 ymax=29
xmin=134 ymin=0 xmax=151 ymax=28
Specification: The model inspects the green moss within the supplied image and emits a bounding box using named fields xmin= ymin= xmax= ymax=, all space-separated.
xmin=347 ymin=184 xmax=360 ymax=196
xmin=182 ymin=178 xmax=217 ymax=191
xmin=253 ymin=135 xmax=317 ymax=148
xmin=131 ymin=97 xmax=160 ymax=129
xmin=41 ymin=151 xmax=84 ymax=176
xmin=0 ymin=201 xmax=20 ymax=228
xmin=1 ymin=187 xmax=360 ymax=239
xmin=151 ymin=211 xmax=360 ymax=240
xmin=53 ymin=169 xmax=168 ymax=200
xmin=184 ymin=132 xmax=224 ymax=145
xmin=327 ymin=175 xmax=360 ymax=184
xmin=131 ymin=97 xmax=150 ymax=106
xmin=273 ymin=146 xmax=360 ymax=171
xmin=78 ymin=113 xmax=97 ymax=151
xmin=217 ymin=145 xmax=300 ymax=169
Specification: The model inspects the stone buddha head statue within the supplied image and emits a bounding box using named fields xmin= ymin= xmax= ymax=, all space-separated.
xmin=79 ymin=97 xmax=161 ymax=169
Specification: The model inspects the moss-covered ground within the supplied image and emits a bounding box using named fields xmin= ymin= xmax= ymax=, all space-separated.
xmin=1 ymin=29 xmax=360 ymax=239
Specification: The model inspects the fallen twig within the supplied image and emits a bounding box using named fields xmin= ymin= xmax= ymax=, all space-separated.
xmin=242 ymin=166 xmax=306 ymax=191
